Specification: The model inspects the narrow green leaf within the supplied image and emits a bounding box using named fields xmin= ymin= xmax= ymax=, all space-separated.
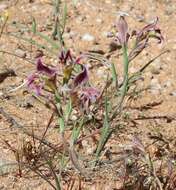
xmin=46 ymin=159 xmax=61 ymax=190
xmin=8 ymin=33 xmax=57 ymax=55
xmin=65 ymin=98 xmax=72 ymax=122
xmin=62 ymin=2 xmax=67 ymax=33
xmin=59 ymin=117 xmax=65 ymax=133
xmin=55 ymin=92 xmax=61 ymax=104
xmin=31 ymin=17 xmax=37 ymax=34
xmin=71 ymin=119 xmax=84 ymax=145
xmin=110 ymin=62 xmax=118 ymax=88
xmin=96 ymin=97 xmax=112 ymax=159
xmin=11 ymin=19 xmax=60 ymax=51
xmin=35 ymin=31 xmax=60 ymax=50
xmin=59 ymin=153 xmax=69 ymax=169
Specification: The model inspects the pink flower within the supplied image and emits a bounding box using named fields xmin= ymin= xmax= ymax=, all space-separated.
xmin=27 ymin=58 xmax=57 ymax=95
xmin=27 ymin=73 xmax=44 ymax=96
xmin=115 ymin=16 xmax=130 ymax=46
xmin=73 ymin=65 xmax=89 ymax=88
xmin=80 ymin=87 xmax=100 ymax=103
xmin=129 ymin=17 xmax=164 ymax=62
xmin=58 ymin=49 xmax=83 ymax=65
xmin=59 ymin=49 xmax=73 ymax=64
xmin=135 ymin=17 xmax=164 ymax=44
xmin=79 ymin=87 xmax=100 ymax=111
xmin=36 ymin=58 xmax=57 ymax=76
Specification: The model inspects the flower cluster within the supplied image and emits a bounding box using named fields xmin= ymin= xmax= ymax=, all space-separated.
xmin=26 ymin=50 xmax=100 ymax=111
xmin=27 ymin=58 xmax=57 ymax=96
xmin=113 ymin=16 xmax=164 ymax=61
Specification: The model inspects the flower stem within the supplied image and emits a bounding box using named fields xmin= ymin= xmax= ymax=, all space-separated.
xmin=111 ymin=44 xmax=129 ymax=120
xmin=119 ymin=44 xmax=129 ymax=107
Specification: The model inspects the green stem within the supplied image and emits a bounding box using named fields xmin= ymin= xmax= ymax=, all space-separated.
xmin=119 ymin=44 xmax=129 ymax=107
xmin=111 ymin=44 xmax=129 ymax=120
xmin=110 ymin=62 xmax=118 ymax=89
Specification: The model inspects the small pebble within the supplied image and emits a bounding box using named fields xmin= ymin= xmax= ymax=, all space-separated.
xmin=150 ymin=78 xmax=159 ymax=85
xmin=150 ymin=78 xmax=162 ymax=94
xmin=150 ymin=84 xmax=162 ymax=95
xmin=0 ymin=4 xmax=8 ymax=11
xmin=106 ymin=31 xmax=114 ymax=38
xmin=96 ymin=18 xmax=103 ymax=23
xmin=150 ymin=59 xmax=162 ymax=75
xmin=15 ymin=49 xmax=26 ymax=58
xmin=97 ymin=68 xmax=106 ymax=78
xmin=82 ymin=140 xmax=88 ymax=147
xmin=136 ymin=15 xmax=145 ymax=22
xmin=170 ymin=91 xmax=176 ymax=97
xmin=105 ymin=0 xmax=111 ymax=4
xmin=150 ymin=68 xmax=160 ymax=75
xmin=71 ymin=115 xmax=77 ymax=121
xmin=86 ymin=147 xmax=94 ymax=155
xmin=82 ymin=33 xmax=95 ymax=42
xmin=165 ymin=5 xmax=176 ymax=15
xmin=163 ymin=81 xmax=172 ymax=88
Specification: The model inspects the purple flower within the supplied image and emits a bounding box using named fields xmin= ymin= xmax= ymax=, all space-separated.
xmin=129 ymin=17 xmax=164 ymax=62
xmin=27 ymin=73 xmax=43 ymax=96
xmin=135 ymin=17 xmax=164 ymax=44
xmin=112 ymin=16 xmax=163 ymax=56
xmin=59 ymin=49 xmax=73 ymax=64
xmin=79 ymin=87 xmax=100 ymax=111
xmin=115 ymin=16 xmax=130 ymax=46
xmin=132 ymin=135 xmax=145 ymax=155
xmin=80 ymin=87 xmax=100 ymax=103
xmin=27 ymin=58 xmax=57 ymax=96
xmin=36 ymin=58 xmax=57 ymax=76
xmin=128 ymin=40 xmax=148 ymax=62
xmin=73 ymin=65 xmax=89 ymax=88
xmin=75 ymin=55 xmax=83 ymax=65
xmin=59 ymin=49 xmax=83 ymax=65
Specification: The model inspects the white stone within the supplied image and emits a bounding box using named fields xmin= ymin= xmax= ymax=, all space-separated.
xmin=163 ymin=80 xmax=172 ymax=88
xmin=82 ymin=33 xmax=95 ymax=42
xmin=71 ymin=115 xmax=77 ymax=121
xmin=170 ymin=91 xmax=176 ymax=97
xmin=96 ymin=18 xmax=102 ymax=23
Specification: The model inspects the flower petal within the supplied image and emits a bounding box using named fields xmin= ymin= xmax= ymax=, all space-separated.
xmin=80 ymin=87 xmax=100 ymax=103
xmin=136 ymin=17 xmax=164 ymax=43
xmin=36 ymin=58 xmax=56 ymax=76
xmin=73 ymin=65 xmax=88 ymax=88
xmin=116 ymin=16 xmax=129 ymax=45
xmin=27 ymin=73 xmax=43 ymax=96
xmin=75 ymin=55 xmax=84 ymax=65
xmin=138 ymin=17 xmax=158 ymax=38
xmin=129 ymin=40 xmax=148 ymax=62
xmin=79 ymin=87 xmax=100 ymax=112
xmin=59 ymin=49 xmax=73 ymax=64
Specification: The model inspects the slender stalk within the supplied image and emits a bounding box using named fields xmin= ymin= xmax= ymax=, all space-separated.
xmin=111 ymin=45 xmax=129 ymax=120
xmin=119 ymin=44 xmax=129 ymax=108
xmin=110 ymin=62 xmax=118 ymax=89
xmin=0 ymin=12 xmax=8 ymax=39
xmin=46 ymin=159 xmax=61 ymax=190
